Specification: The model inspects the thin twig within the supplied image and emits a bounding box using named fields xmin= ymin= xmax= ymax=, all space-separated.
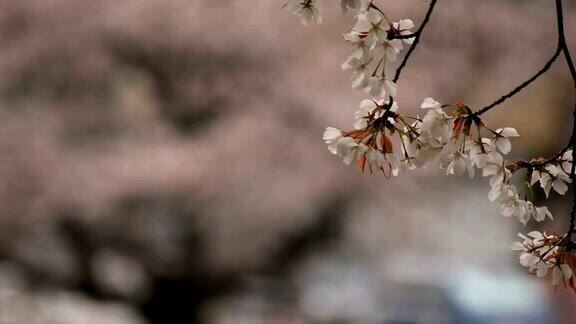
xmin=393 ymin=0 xmax=439 ymax=83
xmin=390 ymin=34 xmax=417 ymax=40
xmin=474 ymin=46 xmax=562 ymax=116
xmin=535 ymin=141 xmax=572 ymax=167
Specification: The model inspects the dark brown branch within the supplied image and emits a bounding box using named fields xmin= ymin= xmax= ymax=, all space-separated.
xmin=393 ymin=0 xmax=439 ymax=83
xmin=556 ymin=0 xmax=576 ymax=241
xmin=475 ymin=0 xmax=576 ymax=242
xmin=474 ymin=46 xmax=562 ymax=116
xmin=389 ymin=33 xmax=416 ymax=40
xmin=534 ymin=141 xmax=572 ymax=167
xmin=569 ymin=102 xmax=576 ymax=242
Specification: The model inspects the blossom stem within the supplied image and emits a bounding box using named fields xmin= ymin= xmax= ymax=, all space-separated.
xmin=369 ymin=3 xmax=392 ymax=26
xmin=372 ymin=57 xmax=384 ymax=77
xmin=393 ymin=0 xmax=439 ymax=83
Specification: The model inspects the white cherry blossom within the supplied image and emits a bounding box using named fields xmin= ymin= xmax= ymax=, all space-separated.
xmin=519 ymin=253 xmax=540 ymax=269
xmin=373 ymin=38 xmax=404 ymax=62
xmin=398 ymin=132 xmax=435 ymax=171
xmin=530 ymin=169 xmax=542 ymax=186
xmin=364 ymin=145 xmax=398 ymax=175
xmin=441 ymin=150 xmax=475 ymax=178
xmin=341 ymin=57 xmax=370 ymax=89
xmin=513 ymin=231 xmax=556 ymax=275
xmin=539 ymin=165 xmax=571 ymax=197
xmin=366 ymin=77 xmax=396 ymax=100
xmin=487 ymin=183 xmax=504 ymax=202
xmin=355 ymin=9 xmax=389 ymax=50
xmin=392 ymin=19 xmax=415 ymax=44
xmin=342 ymin=30 xmax=371 ymax=80
xmin=465 ymin=138 xmax=492 ymax=168
xmin=520 ymin=202 xmax=552 ymax=225
xmin=500 ymin=197 xmax=527 ymax=222
xmin=490 ymin=127 xmax=519 ymax=154
xmin=420 ymin=97 xmax=443 ymax=112
xmin=521 ymin=201 xmax=537 ymax=225
xmin=323 ymin=127 xmax=343 ymax=154
xmin=336 ymin=137 xmax=367 ymax=165
xmin=366 ymin=147 xmax=385 ymax=169
xmin=286 ymin=0 xmax=322 ymax=26
xmin=487 ymin=183 xmax=516 ymax=203
xmin=498 ymin=185 xmax=528 ymax=222
xmin=343 ymin=29 xmax=363 ymax=43
xmin=383 ymin=152 xmax=399 ymax=175
xmin=353 ymin=99 xmax=381 ymax=130
xmin=534 ymin=206 xmax=553 ymax=222
xmin=420 ymin=109 xmax=453 ymax=145
xmin=482 ymin=152 xmax=511 ymax=188
xmin=416 ymin=143 xmax=443 ymax=166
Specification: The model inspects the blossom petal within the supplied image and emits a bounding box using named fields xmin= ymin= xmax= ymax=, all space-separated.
xmin=495 ymin=138 xmax=512 ymax=154
xmin=499 ymin=127 xmax=519 ymax=137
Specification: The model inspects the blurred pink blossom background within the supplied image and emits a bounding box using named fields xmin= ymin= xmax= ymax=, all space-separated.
xmin=0 ymin=0 xmax=575 ymax=323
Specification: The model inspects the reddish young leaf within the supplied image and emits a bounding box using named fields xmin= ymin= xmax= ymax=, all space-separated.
xmin=357 ymin=155 xmax=366 ymax=174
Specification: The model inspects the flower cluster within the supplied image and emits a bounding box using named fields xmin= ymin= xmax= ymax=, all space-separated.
xmin=289 ymin=0 xmax=576 ymax=291
xmin=340 ymin=7 xmax=414 ymax=101
xmin=512 ymin=231 xmax=576 ymax=290
xmin=324 ymin=100 xmax=400 ymax=175
xmin=323 ymin=95 xmax=571 ymax=223
xmin=324 ymin=94 xmax=575 ymax=286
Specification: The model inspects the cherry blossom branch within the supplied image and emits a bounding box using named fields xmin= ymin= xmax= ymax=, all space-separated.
xmin=473 ymin=46 xmax=562 ymax=116
xmin=390 ymin=33 xmax=417 ymax=40
xmin=473 ymin=0 xmax=576 ymax=247
xmin=555 ymin=0 xmax=576 ymax=242
xmin=474 ymin=0 xmax=575 ymax=118
xmin=393 ymin=0 xmax=439 ymax=83
xmin=569 ymin=101 xmax=576 ymax=243
xmin=287 ymin=0 xmax=576 ymax=290
xmin=535 ymin=140 xmax=572 ymax=167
